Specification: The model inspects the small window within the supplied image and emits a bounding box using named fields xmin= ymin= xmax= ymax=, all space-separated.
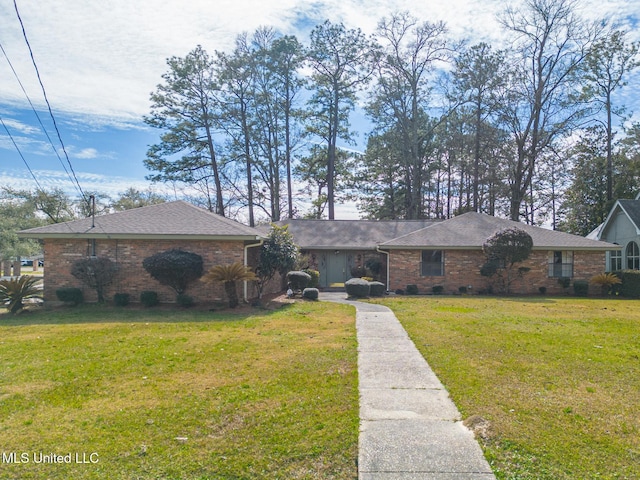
xmin=548 ymin=251 xmax=573 ymax=278
xmin=609 ymin=249 xmax=622 ymax=272
xmin=421 ymin=250 xmax=444 ymax=276
xmin=626 ymin=242 xmax=640 ymax=270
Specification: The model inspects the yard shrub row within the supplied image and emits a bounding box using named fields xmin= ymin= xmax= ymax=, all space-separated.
xmin=345 ymin=278 xmax=386 ymax=298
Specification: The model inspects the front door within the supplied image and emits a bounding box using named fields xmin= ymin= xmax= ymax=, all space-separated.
xmin=320 ymin=251 xmax=350 ymax=287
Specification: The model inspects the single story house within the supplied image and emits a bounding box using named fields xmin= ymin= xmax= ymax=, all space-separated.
xmin=281 ymin=212 xmax=618 ymax=295
xmin=589 ymin=197 xmax=640 ymax=272
xmin=269 ymin=219 xmax=436 ymax=288
xmin=18 ymin=201 xmax=268 ymax=304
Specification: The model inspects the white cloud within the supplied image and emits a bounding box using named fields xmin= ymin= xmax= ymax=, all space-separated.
xmin=1 ymin=0 xmax=636 ymax=128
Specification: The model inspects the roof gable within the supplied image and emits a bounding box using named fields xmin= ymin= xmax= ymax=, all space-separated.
xmin=382 ymin=212 xmax=617 ymax=251
xmin=599 ymin=200 xmax=640 ymax=239
xmin=18 ymin=201 xmax=264 ymax=240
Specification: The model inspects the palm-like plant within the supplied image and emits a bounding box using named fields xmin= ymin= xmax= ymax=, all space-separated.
xmin=590 ymin=272 xmax=622 ymax=295
xmin=0 ymin=276 xmax=42 ymax=314
xmin=201 ymin=263 xmax=257 ymax=308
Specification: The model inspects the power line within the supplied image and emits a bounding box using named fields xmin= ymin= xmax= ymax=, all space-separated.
xmin=0 ymin=115 xmax=45 ymax=192
xmin=13 ymin=0 xmax=88 ymax=204
xmin=0 ymin=41 xmax=74 ymax=185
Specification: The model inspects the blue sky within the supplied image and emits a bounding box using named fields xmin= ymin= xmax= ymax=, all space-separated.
xmin=0 ymin=0 xmax=638 ymax=217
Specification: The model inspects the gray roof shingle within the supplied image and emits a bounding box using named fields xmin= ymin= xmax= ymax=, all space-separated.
xmin=381 ymin=212 xmax=617 ymax=250
xmin=18 ymin=201 xmax=264 ymax=240
xmin=269 ymin=219 xmax=438 ymax=249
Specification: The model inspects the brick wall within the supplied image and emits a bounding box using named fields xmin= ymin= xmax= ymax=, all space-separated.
xmin=43 ymin=238 xmax=275 ymax=304
xmin=388 ymin=249 xmax=606 ymax=295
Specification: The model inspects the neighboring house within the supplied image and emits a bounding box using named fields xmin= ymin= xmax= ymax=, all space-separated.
xmin=272 ymin=219 xmax=436 ymax=288
xmin=379 ymin=212 xmax=617 ymax=295
xmin=591 ymin=198 xmax=640 ymax=272
xmin=18 ymin=201 xmax=267 ymax=304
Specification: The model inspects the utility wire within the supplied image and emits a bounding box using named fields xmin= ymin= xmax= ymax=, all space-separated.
xmin=0 ymin=41 xmax=74 ymax=185
xmin=13 ymin=0 xmax=88 ymax=204
xmin=0 ymin=114 xmax=45 ymax=192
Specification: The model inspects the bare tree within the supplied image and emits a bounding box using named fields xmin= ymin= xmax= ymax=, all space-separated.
xmin=498 ymin=0 xmax=603 ymax=221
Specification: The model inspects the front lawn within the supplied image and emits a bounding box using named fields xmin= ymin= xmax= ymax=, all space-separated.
xmin=0 ymin=301 xmax=358 ymax=479
xmin=372 ymin=296 xmax=640 ymax=480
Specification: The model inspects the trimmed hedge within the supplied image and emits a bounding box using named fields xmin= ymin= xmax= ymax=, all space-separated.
xmin=176 ymin=294 xmax=194 ymax=308
xmin=302 ymin=288 xmax=319 ymax=300
xmin=113 ymin=293 xmax=130 ymax=307
xmin=616 ymin=270 xmax=640 ymax=298
xmin=432 ymin=285 xmax=444 ymax=294
xmin=573 ymin=280 xmax=589 ymax=297
xmin=406 ymin=284 xmax=419 ymax=295
xmin=345 ymin=278 xmax=370 ymax=298
xmin=55 ymin=287 xmax=83 ymax=305
xmin=369 ymin=281 xmax=386 ymax=297
xmin=140 ymin=291 xmax=159 ymax=307
xmin=287 ymin=271 xmax=312 ymax=291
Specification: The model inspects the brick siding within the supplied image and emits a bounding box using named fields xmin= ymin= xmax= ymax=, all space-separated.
xmin=388 ymin=249 xmax=606 ymax=295
xmin=43 ymin=238 xmax=277 ymax=304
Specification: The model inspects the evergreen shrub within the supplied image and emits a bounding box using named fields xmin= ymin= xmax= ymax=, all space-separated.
xmin=302 ymin=288 xmax=319 ymax=300
xmin=369 ymin=281 xmax=386 ymax=297
xmin=140 ymin=291 xmax=159 ymax=307
xmin=616 ymin=270 xmax=640 ymax=298
xmin=287 ymin=271 xmax=312 ymax=291
xmin=56 ymin=287 xmax=84 ymax=305
xmin=113 ymin=293 xmax=130 ymax=306
xmin=406 ymin=284 xmax=419 ymax=295
xmin=573 ymin=280 xmax=589 ymax=297
xmin=345 ymin=278 xmax=370 ymax=298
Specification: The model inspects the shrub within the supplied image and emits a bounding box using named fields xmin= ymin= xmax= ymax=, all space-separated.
xmin=538 ymin=286 xmax=547 ymax=295
xmin=302 ymin=288 xmax=319 ymax=300
xmin=202 ymin=263 xmax=257 ymax=309
xmin=557 ymin=276 xmax=571 ymax=290
xmin=142 ymin=249 xmax=203 ymax=296
xmin=369 ymin=281 xmax=386 ymax=297
xmin=0 ymin=276 xmax=42 ymax=314
xmin=616 ymin=270 xmax=640 ymax=298
xmin=113 ymin=293 xmax=130 ymax=307
xmin=350 ymin=265 xmax=367 ymax=278
xmin=140 ymin=291 xmax=159 ymax=307
xmin=406 ymin=284 xmax=419 ymax=295
xmin=176 ymin=294 xmax=194 ymax=308
xmin=71 ymin=256 xmax=117 ymax=303
xmin=432 ymin=285 xmax=444 ymax=295
xmin=302 ymin=269 xmax=320 ymax=288
xmin=364 ymin=258 xmax=382 ymax=277
xmin=287 ymin=271 xmax=312 ymax=291
xmin=458 ymin=286 xmax=468 ymax=294
xmin=345 ymin=278 xmax=370 ymax=298
xmin=590 ymin=272 xmax=622 ymax=295
xmin=395 ymin=289 xmax=405 ymax=295
xmin=573 ymin=280 xmax=589 ymax=297
xmin=55 ymin=287 xmax=84 ymax=306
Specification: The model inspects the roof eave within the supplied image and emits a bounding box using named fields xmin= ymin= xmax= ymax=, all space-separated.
xmin=17 ymin=232 xmax=265 ymax=241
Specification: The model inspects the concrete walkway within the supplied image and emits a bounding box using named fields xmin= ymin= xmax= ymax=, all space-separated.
xmin=323 ymin=292 xmax=495 ymax=480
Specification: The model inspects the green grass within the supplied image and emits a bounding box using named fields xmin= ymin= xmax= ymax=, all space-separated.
xmin=0 ymin=302 xmax=358 ymax=479
xmin=372 ymin=296 xmax=640 ymax=480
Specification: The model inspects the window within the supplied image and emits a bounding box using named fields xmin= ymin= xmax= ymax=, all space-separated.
xmin=626 ymin=242 xmax=640 ymax=270
xmin=609 ymin=249 xmax=622 ymax=272
xmin=421 ymin=250 xmax=444 ymax=276
xmin=548 ymin=251 xmax=573 ymax=278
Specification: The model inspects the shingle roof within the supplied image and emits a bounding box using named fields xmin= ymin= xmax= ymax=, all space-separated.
xmin=18 ymin=201 xmax=264 ymax=240
xmin=269 ymin=219 xmax=438 ymax=249
xmin=381 ymin=211 xmax=617 ymax=251
xmin=616 ymin=200 xmax=640 ymax=232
